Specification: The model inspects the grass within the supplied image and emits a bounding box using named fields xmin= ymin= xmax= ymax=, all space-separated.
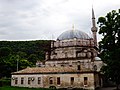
xmin=0 ymin=86 xmax=52 ymax=90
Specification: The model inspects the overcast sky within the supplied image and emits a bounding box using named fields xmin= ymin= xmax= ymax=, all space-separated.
xmin=0 ymin=0 xmax=119 ymax=41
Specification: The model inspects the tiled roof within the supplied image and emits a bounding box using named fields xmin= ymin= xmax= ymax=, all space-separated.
xmin=12 ymin=66 xmax=94 ymax=75
xmin=12 ymin=67 xmax=76 ymax=74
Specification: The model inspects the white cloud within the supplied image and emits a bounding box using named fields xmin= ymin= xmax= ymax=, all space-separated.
xmin=0 ymin=0 xmax=119 ymax=41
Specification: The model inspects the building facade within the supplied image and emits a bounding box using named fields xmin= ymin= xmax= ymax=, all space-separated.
xmin=11 ymin=9 xmax=103 ymax=90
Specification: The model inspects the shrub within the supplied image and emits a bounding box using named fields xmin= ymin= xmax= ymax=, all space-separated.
xmin=0 ymin=78 xmax=11 ymax=87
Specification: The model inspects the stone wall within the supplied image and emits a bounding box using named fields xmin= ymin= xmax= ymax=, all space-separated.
xmin=11 ymin=73 xmax=96 ymax=90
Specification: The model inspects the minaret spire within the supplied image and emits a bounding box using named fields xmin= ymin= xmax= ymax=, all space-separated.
xmin=72 ymin=24 xmax=75 ymax=31
xmin=91 ymin=8 xmax=97 ymax=47
xmin=92 ymin=8 xmax=96 ymax=27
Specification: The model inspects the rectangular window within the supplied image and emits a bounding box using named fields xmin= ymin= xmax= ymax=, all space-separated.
xmin=84 ymin=77 xmax=88 ymax=85
xmin=71 ymin=77 xmax=74 ymax=85
xmin=28 ymin=77 xmax=31 ymax=85
xmin=21 ymin=77 xmax=24 ymax=84
xmin=38 ymin=77 xmax=41 ymax=84
xmin=15 ymin=77 xmax=18 ymax=84
xmin=57 ymin=77 xmax=60 ymax=85
xmin=65 ymin=52 xmax=68 ymax=58
xmin=77 ymin=65 xmax=80 ymax=70
xmin=61 ymin=65 xmax=64 ymax=67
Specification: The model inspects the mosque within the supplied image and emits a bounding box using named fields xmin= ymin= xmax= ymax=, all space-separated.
xmin=11 ymin=9 xmax=103 ymax=90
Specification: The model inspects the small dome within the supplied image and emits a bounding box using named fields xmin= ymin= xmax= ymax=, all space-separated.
xmin=57 ymin=30 xmax=90 ymax=40
xmin=94 ymin=57 xmax=101 ymax=61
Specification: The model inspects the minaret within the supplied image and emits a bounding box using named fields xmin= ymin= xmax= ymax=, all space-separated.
xmin=91 ymin=8 xmax=97 ymax=47
xmin=72 ymin=24 xmax=75 ymax=31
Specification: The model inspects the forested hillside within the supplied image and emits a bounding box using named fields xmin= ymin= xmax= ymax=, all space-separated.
xmin=0 ymin=40 xmax=51 ymax=78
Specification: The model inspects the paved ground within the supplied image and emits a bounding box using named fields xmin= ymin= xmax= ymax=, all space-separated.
xmin=97 ymin=87 xmax=116 ymax=90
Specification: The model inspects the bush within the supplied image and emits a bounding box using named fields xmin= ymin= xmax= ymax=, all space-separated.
xmin=0 ymin=78 xmax=11 ymax=87
xmin=57 ymin=88 xmax=85 ymax=90
xmin=49 ymin=86 xmax=56 ymax=89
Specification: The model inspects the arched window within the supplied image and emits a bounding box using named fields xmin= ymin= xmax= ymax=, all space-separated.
xmin=93 ymin=65 xmax=97 ymax=71
xmin=49 ymin=77 xmax=53 ymax=84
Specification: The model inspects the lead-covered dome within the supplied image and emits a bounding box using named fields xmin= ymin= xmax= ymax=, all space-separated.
xmin=57 ymin=30 xmax=90 ymax=40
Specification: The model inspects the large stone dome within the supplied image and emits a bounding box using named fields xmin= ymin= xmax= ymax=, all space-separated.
xmin=57 ymin=30 xmax=90 ymax=40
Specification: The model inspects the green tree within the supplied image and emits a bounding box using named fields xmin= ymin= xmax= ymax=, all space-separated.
xmin=10 ymin=55 xmax=33 ymax=72
xmin=0 ymin=56 xmax=12 ymax=78
xmin=0 ymin=47 xmax=12 ymax=78
xmin=0 ymin=47 xmax=11 ymax=57
xmin=28 ymin=54 xmax=39 ymax=64
xmin=19 ymin=59 xmax=33 ymax=70
xmin=17 ymin=51 xmax=27 ymax=59
xmin=98 ymin=9 xmax=120 ymax=89
xmin=0 ymin=40 xmax=51 ymax=78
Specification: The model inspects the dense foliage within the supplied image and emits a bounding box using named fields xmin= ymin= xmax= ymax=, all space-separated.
xmin=0 ymin=40 xmax=51 ymax=78
xmin=0 ymin=78 xmax=11 ymax=86
xmin=98 ymin=9 xmax=120 ymax=89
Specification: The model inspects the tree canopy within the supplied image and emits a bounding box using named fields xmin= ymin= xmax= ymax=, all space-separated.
xmin=0 ymin=40 xmax=51 ymax=78
xmin=98 ymin=9 xmax=120 ymax=89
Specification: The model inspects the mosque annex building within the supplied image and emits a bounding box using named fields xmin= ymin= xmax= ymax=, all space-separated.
xmin=11 ymin=9 xmax=103 ymax=90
